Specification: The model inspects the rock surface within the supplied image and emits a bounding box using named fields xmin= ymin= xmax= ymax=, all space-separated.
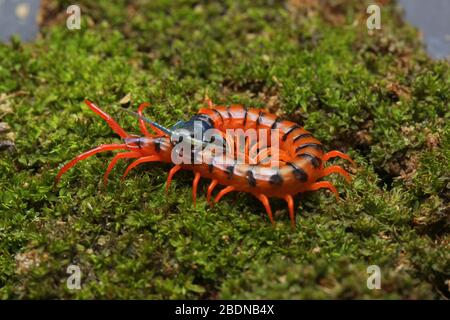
xmin=0 ymin=0 xmax=41 ymax=42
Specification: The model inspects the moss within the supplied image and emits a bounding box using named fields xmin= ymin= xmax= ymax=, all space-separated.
xmin=0 ymin=0 xmax=448 ymax=299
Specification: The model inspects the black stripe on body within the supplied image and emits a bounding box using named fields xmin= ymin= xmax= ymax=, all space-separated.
xmin=293 ymin=133 xmax=312 ymax=142
xmin=211 ymin=109 xmax=224 ymax=124
xmin=226 ymin=106 xmax=233 ymax=119
xmin=154 ymin=138 xmax=161 ymax=153
xmin=195 ymin=114 xmax=214 ymax=127
xmin=296 ymin=153 xmax=322 ymax=168
xmin=287 ymin=162 xmax=308 ymax=182
xmin=226 ymin=165 xmax=235 ymax=179
xmin=271 ymin=117 xmax=281 ymax=129
xmin=282 ymin=125 xmax=301 ymax=141
xmin=246 ymin=169 xmax=256 ymax=187
xmin=269 ymin=173 xmax=283 ymax=185
xmin=256 ymin=111 xmax=264 ymax=128
xmin=295 ymin=143 xmax=323 ymax=153
xmin=243 ymin=107 xmax=248 ymax=126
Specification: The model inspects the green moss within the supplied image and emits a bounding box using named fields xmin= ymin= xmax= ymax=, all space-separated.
xmin=0 ymin=0 xmax=448 ymax=299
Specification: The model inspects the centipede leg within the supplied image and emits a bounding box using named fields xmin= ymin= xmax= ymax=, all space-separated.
xmin=323 ymin=150 xmax=355 ymax=166
xmin=256 ymin=194 xmax=274 ymax=225
xmin=103 ymin=151 xmax=141 ymax=186
xmin=204 ymin=97 xmax=214 ymax=108
xmin=137 ymin=102 xmax=152 ymax=137
xmin=284 ymin=194 xmax=295 ymax=229
xmin=85 ymin=100 xmax=129 ymax=138
xmin=137 ymin=102 xmax=165 ymax=136
xmin=214 ymin=186 xmax=235 ymax=204
xmin=192 ymin=172 xmax=201 ymax=207
xmin=55 ymin=143 xmax=128 ymax=184
xmin=122 ymin=155 xmax=161 ymax=180
xmin=207 ymin=179 xmax=218 ymax=205
xmin=321 ymin=165 xmax=351 ymax=183
xmin=166 ymin=165 xmax=182 ymax=192
xmin=308 ymin=181 xmax=339 ymax=201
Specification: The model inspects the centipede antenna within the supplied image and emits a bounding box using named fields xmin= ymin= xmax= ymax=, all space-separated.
xmin=113 ymin=105 xmax=174 ymax=136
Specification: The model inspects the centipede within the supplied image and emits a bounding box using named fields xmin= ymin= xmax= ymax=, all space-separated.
xmin=56 ymin=99 xmax=355 ymax=228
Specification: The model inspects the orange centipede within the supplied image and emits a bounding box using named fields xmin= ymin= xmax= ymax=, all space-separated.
xmin=56 ymin=99 xmax=355 ymax=228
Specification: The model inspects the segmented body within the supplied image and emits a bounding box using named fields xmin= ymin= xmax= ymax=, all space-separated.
xmin=56 ymin=100 xmax=354 ymax=228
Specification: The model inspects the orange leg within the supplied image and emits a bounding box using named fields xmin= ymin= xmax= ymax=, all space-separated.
xmin=284 ymin=194 xmax=295 ymax=229
xmin=214 ymin=186 xmax=235 ymax=204
xmin=137 ymin=102 xmax=165 ymax=136
xmin=204 ymin=97 xmax=214 ymax=108
xmin=166 ymin=165 xmax=182 ymax=192
xmin=103 ymin=151 xmax=141 ymax=186
xmin=321 ymin=165 xmax=351 ymax=183
xmin=207 ymin=179 xmax=218 ymax=204
xmin=192 ymin=172 xmax=201 ymax=207
xmin=137 ymin=102 xmax=152 ymax=137
xmin=256 ymin=193 xmax=274 ymax=225
xmin=121 ymin=155 xmax=161 ymax=180
xmin=323 ymin=150 xmax=355 ymax=166
xmin=55 ymin=143 xmax=127 ymax=184
xmin=308 ymin=181 xmax=339 ymax=200
xmin=85 ymin=100 xmax=129 ymax=138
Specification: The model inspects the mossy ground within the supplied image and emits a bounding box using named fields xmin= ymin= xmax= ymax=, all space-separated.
xmin=0 ymin=0 xmax=448 ymax=299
